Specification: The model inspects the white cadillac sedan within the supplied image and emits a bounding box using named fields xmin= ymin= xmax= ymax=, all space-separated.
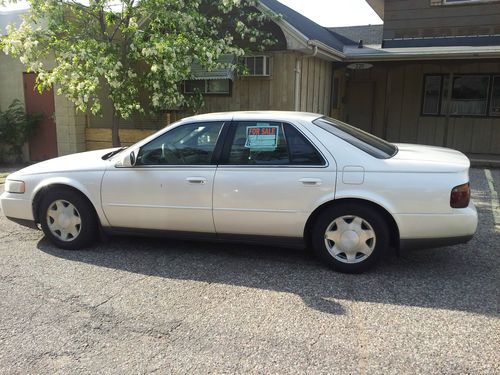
xmin=1 ymin=111 xmax=478 ymax=273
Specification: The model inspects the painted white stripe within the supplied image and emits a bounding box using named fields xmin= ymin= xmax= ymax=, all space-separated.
xmin=484 ymin=169 xmax=500 ymax=231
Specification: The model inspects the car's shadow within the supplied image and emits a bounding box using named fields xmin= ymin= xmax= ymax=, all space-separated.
xmin=37 ymin=231 xmax=498 ymax=316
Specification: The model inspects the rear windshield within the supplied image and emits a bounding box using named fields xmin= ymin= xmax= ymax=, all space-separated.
xmin=312 ymin=116 xmax=398 ymax=159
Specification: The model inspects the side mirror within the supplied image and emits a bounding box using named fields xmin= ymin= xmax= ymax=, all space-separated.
xmin=116 ymin=149 xmax=138 ymax=168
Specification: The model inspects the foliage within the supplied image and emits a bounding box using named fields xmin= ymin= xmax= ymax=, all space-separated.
xmin=0 ymin=99 xmax=41 ymax=162
xmin=1 ymin=0 xmax=276 ymax=146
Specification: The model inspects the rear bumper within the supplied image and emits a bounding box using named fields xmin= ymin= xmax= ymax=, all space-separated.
xmin=395 ymin=203 xmax=478 ymax=251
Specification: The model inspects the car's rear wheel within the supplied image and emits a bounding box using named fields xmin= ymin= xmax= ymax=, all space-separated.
xmin=311 ymin=203 xmax=389 ymax=273
xmin=39 ymin=188 xmax=97 ymax=249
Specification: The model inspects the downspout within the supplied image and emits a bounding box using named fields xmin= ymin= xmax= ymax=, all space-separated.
xmin=294 ymin=45 xmax=318 ymax=112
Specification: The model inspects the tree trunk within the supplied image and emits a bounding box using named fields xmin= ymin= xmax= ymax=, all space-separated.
xmin=111 ymin=111 xmax=121 ymax=147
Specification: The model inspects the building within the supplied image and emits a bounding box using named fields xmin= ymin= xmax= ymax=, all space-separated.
xmin=1 ymin=0 xmax=499 ymax=159
xmin=333 ymin=0 xmax=500 ymax=155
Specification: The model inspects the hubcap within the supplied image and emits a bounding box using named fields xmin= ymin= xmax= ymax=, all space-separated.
xmin=324 ymin=215 xmax=376 ymax=264
xmin=46 ymin=200 xmax=82 ymax=242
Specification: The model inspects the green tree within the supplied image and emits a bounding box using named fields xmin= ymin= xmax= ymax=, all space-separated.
xmin=1 ymin=0 xmax=275 ymax=146
xmin=0 ymin=99 xmax=41 ymax=163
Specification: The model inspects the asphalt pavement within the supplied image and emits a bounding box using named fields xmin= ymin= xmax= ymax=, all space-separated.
xmin=0 ymin=168 xmax=499 ymax=374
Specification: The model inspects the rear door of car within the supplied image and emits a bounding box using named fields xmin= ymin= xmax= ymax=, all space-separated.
xmin=212 ymin=119 xmax=337 ymax=238
xmin=101 ymin=121 xmax=226 ymax=233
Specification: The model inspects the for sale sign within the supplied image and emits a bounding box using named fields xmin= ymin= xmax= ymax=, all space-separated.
xmin=245 ymin=124 xmax=279 ymax=150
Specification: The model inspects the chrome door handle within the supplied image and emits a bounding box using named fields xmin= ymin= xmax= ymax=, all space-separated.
xmin=299 ymin=178 xmax=322 ymax=186
xmin=186 ymin=177 xmax=207 ymax=184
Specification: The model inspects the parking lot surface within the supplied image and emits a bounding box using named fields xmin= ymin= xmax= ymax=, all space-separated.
xmin=0 ymin=168 xmax=499 ymax=374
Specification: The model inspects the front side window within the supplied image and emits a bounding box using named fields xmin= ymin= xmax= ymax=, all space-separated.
xmin=224 ymin=122 xmax=324 ymax=166
xmin=136 ymin=122 xmax=224 ymax=166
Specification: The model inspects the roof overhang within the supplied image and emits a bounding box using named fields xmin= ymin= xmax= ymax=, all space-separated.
xmin=343 ymin=45 xmax=500 ymax=62
xmin=366 ymin=0 xmax=384 ymax=20
xmin=257 ymin=2 xmax=344 ymax=62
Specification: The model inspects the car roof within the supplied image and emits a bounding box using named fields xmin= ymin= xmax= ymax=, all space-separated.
xmin=180 ymin=111 xmax=323 ymax=123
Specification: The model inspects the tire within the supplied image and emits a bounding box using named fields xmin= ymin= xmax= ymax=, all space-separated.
xmin=39 ymin=188 xmax=98 ymax=250
xmin=311 ymin=203 xmax=389 ymax=273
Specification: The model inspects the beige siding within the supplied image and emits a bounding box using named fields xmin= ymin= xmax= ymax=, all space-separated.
xmin=340 ymin=60 xmax=500 ymax=155
xmin=86 ymin=50 xmax=334 ymax=139
xmin=0 ymin=53 xmax=25 ymax=110
xmin=384 ymin=0 xmax=500 ymax=39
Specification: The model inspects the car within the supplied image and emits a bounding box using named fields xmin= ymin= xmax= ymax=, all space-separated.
xmin=1 ymin=111 xmax=478 ymax=273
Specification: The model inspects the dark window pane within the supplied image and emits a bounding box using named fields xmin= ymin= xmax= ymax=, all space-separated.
xmin=254 ymin=56 xmax=264 ymax=75
xmin=490 ymin=76 xmax=500 ymax=116
xmin=422 ymin=75 xmax=442 ymax=115
xmin=207 ymin=79 xmax=230 ymax=94
xmin=226 ymin=122 xmax=290 ymax=165
xmin=184 ymin=80 xmax=205 ymax=94
xmin=313 ymin=117 xmax=398 ymax=159
xmin=441 ymin=75 xmax=489 ymax=115
xmin=137 ymin=122 xmax=224 ymax=165
xmin=245 ymin=57 xmax=255 ymax=74
xmin=284 ymin=124 xmax=324 ymax=165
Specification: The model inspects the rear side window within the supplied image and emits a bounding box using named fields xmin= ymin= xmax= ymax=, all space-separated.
xmin=224 ymin=121 xmax=325 ymax=166
xmin=313 ymin=117 xmax=398 ymax=159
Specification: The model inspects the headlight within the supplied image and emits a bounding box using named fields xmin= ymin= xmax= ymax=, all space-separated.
xmin=5 ymin=180 xmax=25 ymax=194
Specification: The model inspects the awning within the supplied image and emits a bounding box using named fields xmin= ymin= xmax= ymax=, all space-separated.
xmin=190 ymin=54 xmax=236 ymax=80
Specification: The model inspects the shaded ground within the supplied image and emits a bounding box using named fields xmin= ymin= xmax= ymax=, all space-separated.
xmin=0 ymin=168 xmax=498 ymax=374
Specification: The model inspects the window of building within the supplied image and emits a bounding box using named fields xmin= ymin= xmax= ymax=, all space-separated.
xmin=441 ymin=75 xmax=490 ymax=116
xmin=490 ymin=76 xmax=500 ymax=116
xmin=422 ymin=75 xmax=442 ymax=115
xmin=243 ymin=56 xmax=271 ymax=76
xmin=422 ymin=74 xmax=498 ymax=117
xmin=184 ymin=79 xmax=231 ymax=95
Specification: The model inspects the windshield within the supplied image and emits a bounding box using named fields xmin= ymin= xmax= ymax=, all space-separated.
xmin=312 ymin=117 xmax=398 ymax=159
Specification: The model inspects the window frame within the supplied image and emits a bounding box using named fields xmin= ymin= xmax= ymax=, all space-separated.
xmin=219 ymin=120 xmax=328 ymax=168
xmin=134 ymin=121 xmax=228 ymax=167
xmin=440 ymin=0 xmax=500 ymax=5
xmin=242 ymin=56 xmax=271 ymax=77
xmin=421 ymin=73 xmax=499 ymax=118
xmin=489 ymin=75 xmax=500 ymax=117
xmin=183 ymin=79 xmax=232 ymax=96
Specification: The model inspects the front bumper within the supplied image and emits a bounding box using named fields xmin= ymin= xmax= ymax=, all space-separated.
xmin=0 ymin=191 xmax=34 ymax=222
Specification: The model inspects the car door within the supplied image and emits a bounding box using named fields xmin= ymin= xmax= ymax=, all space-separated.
xmin=101 ymin=121 xmax=225 ymax=232
xmin=213 ymin=120 xmax=337 ymax=238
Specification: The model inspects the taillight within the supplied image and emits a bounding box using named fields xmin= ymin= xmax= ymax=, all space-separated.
xmin=450 ymin=183 xmax=470 ymax=208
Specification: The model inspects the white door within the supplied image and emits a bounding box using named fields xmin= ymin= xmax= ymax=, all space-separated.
xmin=101 ymin=121 xmax=225 ymax=232
xmin=213 ymin=121 xmax=336 ymax=238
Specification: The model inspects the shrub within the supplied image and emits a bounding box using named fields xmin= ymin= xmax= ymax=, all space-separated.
xmin=0 ymin=99 xmax=41 ymax=163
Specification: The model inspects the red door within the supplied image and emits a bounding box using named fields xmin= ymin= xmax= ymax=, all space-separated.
xmin=23 ymin=73 xmax=58 ymax=161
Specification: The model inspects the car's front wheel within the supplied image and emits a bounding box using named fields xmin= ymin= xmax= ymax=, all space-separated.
xmin=39 ymin=188 xmax=98 ymax=249
xmin=311 ymin=203 xmax=389 ymax=273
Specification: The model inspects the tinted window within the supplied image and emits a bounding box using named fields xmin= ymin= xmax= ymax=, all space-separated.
xmin=313 ymin=117 xmax=398 ymax=159
xmin=226 ymin=121 xmax=289 ymax=165
xmin=136 ymin=122 xmax=224 ymax=165
xmin=225 ymin=122 xmax=324 ymax=166
xmin=284 ymin=124 xmax=324 ymax=165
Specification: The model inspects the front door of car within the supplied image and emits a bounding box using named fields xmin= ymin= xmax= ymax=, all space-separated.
xmin=101 ymin=121 xmax=225 ymax=232
xmin=213 ymin=120 xmax=336 ymax=238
